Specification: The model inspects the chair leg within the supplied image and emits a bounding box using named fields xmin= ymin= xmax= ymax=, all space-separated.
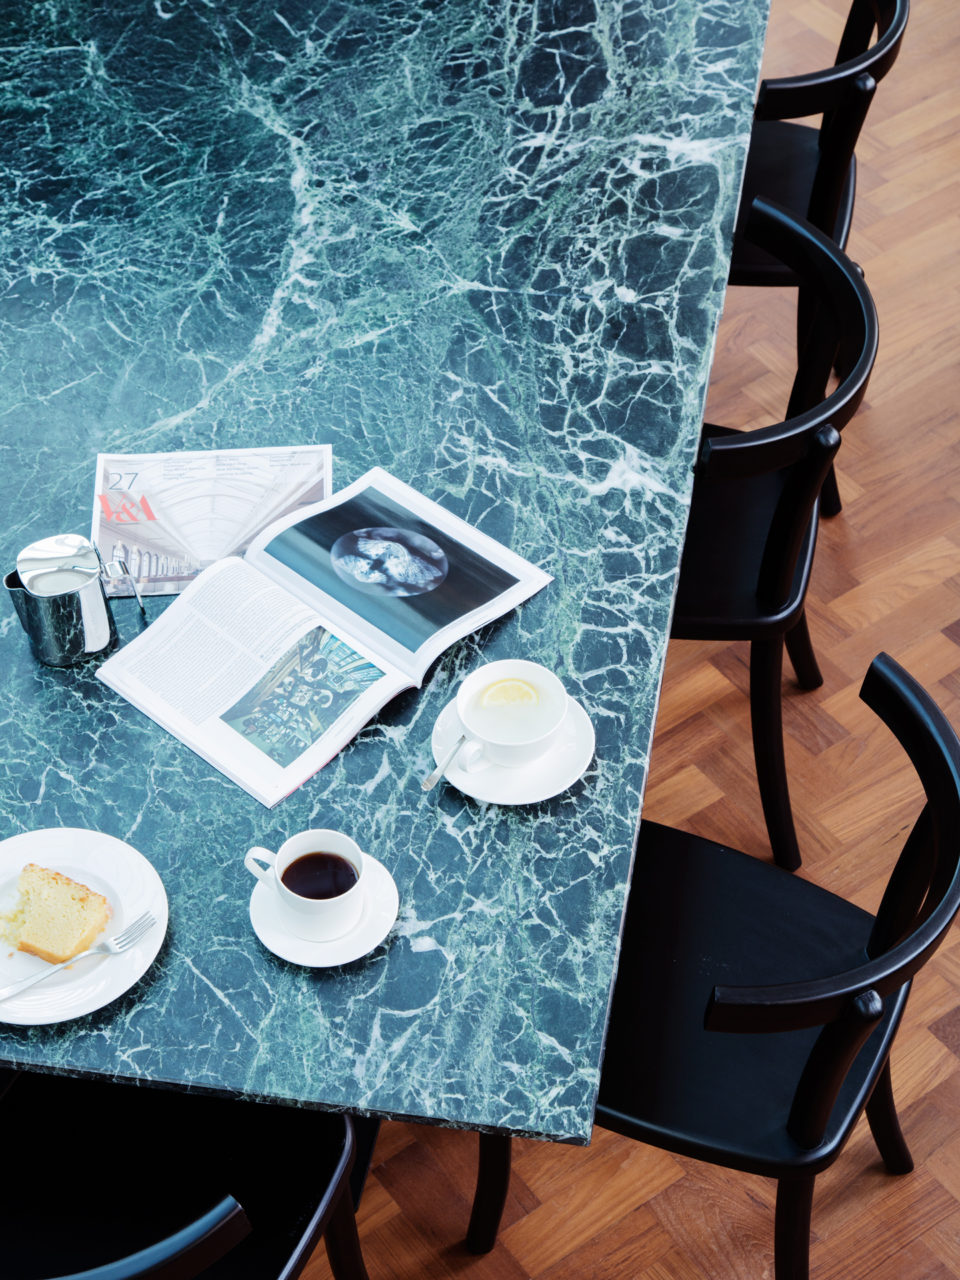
xmin=820 ymin=465 xmax=842 ymax=518
xmin=774 ymin=1175 xmax=815 ymax=1280
xmin=466 ymin=1132 xmax=512 ymax=1254
xmin=796 ymin=284 xmax=817 ymax=374
xmin=784 ymin=611 xmax=823 ymax=691
xmin=750 ymin=638 xmax=801 ymax=871
xmin=324 ymin=1185 xmax=372 ymax=1280
xmin=348 ymin=1115 xmax=381 ymax=1207
xmin=866 ymin=1059 xmax=914 ymax=1175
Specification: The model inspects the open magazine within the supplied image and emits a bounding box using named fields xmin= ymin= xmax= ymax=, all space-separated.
xmin=97 ymin=468 xmax=552 ymax=806
xmin=91 ymin=445 xmax=331 ymax=596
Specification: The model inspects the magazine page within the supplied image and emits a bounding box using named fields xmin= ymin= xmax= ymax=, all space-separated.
xmin=92 ymin=444 xmax=332 ymax=597
xmin=97 ymin=557 xmax=408 ymax=807
xmin=245 ymin=468 xmax=552 ymax=681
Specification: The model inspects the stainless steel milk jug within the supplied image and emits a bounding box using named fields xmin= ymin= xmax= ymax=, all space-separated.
xmin=4 ymin=533 xmax=134 ymax=667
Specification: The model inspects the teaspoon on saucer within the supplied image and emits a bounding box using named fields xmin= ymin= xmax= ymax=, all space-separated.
xmin=421 ymin=733 xmax=466 ymax=791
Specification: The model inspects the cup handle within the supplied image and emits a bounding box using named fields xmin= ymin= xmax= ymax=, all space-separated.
xmin=459 ymin=738 xmax=494 ymax=774
xmin=245 ymin=847 xmax=277 ymax=884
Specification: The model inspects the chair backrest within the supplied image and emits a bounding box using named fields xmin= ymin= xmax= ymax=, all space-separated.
xmin=705 ymin=652 xmax=960 ymax=1149
xmin=696 ymin=197 xmax=878 ymax=614
xmin=14 ymin=1083 xmax=362 ymax=1280
xmin=756 ymin=0 xmax=910 ymax=237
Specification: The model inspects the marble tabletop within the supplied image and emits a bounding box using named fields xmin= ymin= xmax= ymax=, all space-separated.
xmin=0 ymin=0 xmax=768 ymax=1142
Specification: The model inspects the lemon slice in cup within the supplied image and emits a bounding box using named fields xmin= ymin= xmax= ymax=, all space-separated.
xmin=480 ymin=678 xmax=540 ymax=707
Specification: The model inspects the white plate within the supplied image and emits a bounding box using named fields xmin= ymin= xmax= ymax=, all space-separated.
xmin=249 ymin=852 xmax=399 ymax=967
xmin=430 ymin=696 xmax=595 ymax=805
xmin=0 ymin=828 xmax=168 ymax=1026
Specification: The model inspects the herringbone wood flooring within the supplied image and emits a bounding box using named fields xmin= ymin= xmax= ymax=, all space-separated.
xmin=306 ymin=1 xmax=960 ymax=1275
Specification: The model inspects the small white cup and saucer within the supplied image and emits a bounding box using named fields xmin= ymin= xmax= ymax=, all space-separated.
xmin=245 ymin=829 xmax=399 ymax=967
xmin=429 ymin=659 xmax=595 ymax=805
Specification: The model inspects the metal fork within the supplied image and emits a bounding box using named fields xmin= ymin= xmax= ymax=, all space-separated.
xmin=0 ymin=911 xmax=157 ymax=1002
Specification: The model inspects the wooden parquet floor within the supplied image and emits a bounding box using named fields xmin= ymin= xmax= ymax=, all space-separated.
xmin=305 ymin=1 xmax=960 ymax=1275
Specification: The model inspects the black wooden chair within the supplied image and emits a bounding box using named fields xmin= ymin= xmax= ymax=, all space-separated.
xmin=729 ymin=0 xmax=909 ymax=514
xmin=470 ymin=652 xmax=960 ymax=1280
xmin=674 ymin=196 xmax=878 ymax=872
xmin=1 ymin=1071 xmax=370 ymax=1280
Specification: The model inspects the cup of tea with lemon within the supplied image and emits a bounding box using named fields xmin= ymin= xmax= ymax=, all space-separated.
xmin=455 ymin=659 xmax=568 ymax=769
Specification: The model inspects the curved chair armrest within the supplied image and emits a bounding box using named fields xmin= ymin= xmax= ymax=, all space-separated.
xmin=754 ymin=0 xmax=908 ymax=121
xmin=61 ymin=1196 xmax=251 ymax=1280
xmin=755 ymin=65 xmax=875 ymax=121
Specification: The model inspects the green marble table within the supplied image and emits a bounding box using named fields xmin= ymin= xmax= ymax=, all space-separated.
xmin=0 ymin=0 xmax=768 ymax=1143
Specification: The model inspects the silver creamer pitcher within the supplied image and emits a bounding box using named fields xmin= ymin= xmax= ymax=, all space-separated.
xmin=4 ymin=533 xmax=140 ymax=667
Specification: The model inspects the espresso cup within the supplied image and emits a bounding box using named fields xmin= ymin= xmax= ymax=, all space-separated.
xmin=244 ymin=829 xmax=365 ymax=941
xmin=455 ymin=659 xmax=568 ymax=770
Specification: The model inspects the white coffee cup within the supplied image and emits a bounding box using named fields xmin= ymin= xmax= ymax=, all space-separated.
xmin=455 ymin=659 xmax=569 ymax=770
xmin=244 ymin=829 xmax=365 ymax=941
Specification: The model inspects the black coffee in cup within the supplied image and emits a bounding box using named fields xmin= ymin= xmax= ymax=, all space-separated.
xmin=281 ymin=851 xmax=358 ymax=900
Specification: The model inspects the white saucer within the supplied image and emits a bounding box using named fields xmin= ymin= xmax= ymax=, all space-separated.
xmin=249 ymin=852 xmax=399 ymax=967
xmin=0 ymin=828 xmax=168 ymax=1026
xmin=430 ymin=696 xmax=595 ymax=805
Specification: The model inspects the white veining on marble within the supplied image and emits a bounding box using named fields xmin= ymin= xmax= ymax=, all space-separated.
xmin=0 ymin=0 xmax=768 ymax=1141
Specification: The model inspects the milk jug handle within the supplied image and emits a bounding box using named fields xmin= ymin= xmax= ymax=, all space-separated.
xmin=94 ymin=545 xmax=146 ymax=615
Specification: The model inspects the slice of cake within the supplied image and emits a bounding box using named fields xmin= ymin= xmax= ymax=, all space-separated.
xmin=11 ymin=863 xmax=111 ymax=964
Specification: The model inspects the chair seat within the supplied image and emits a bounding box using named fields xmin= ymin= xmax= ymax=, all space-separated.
xmin=596 ymin=821 xmax=907 ymax=1176
xmin=729 ymin=122 xmax=857 ymax=287
xmin=671 ymin=427 xmax=818 ymax=639
xmin=3 ymin=1072 xmax=353 ymax=1279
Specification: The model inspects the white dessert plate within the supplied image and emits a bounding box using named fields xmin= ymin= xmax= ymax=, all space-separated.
xmin=430 ymin=695 xmax=596 ymax=805
xmin=249 ymin=852 xmax=399 ymax=967
xmin=0 ymin=827 xmax=168 ymax=1026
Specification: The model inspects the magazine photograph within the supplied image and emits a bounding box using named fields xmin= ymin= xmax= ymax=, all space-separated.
xmin=220 ymin=627 xmax=383 ymax=767
xmin=263 ymin=482 xmax=521 ymax=653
